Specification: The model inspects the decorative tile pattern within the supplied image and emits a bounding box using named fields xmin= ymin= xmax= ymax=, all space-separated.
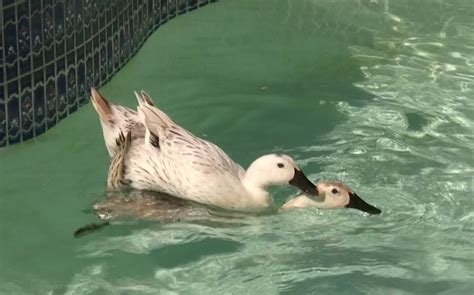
xmin=1 ymin=0 xmax=214 ymax=147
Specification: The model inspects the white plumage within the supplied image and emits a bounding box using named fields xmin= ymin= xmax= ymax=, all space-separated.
xmin=91 ymin=88 xmax=318 ymax=211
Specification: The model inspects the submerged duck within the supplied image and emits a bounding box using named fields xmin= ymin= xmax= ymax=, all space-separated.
xmin=75 ymin=144 xmax=380 ymax=237
xmin=93 ymin=90 xmax=318 ymax=211
xmin=282 ymin=180 xmax=381 ymax=214
xmin=92 ymin=190 xmax=250 ymax=225
xmin=91 ymin=180 xmax=380 ymax=226
xmin=75 ymin=181 xmax=380 ymax=237
xmin=107 ymin=133 xmax=381 ymax=214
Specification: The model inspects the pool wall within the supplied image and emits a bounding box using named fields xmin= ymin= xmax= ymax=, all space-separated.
xmin=0 ymin=0 xmax=216 ymax=147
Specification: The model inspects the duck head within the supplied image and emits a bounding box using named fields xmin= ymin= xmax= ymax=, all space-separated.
xmin=244 ymin=154 xmax=318 ymax=196
xmin=281 ymin=180 xmax=381 ymax=215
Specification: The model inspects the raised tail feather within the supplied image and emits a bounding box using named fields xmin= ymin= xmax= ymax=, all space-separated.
xmin=134 ymin=89 xmax=155 ymax=106
xmin=90 ymin=87 xmax=114 ymax=125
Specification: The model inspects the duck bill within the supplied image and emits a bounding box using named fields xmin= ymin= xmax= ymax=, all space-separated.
xmin=289 ymin=169 xmax=319 ymax=196
xmin=346 ymin=192 xmax=381 ymax=215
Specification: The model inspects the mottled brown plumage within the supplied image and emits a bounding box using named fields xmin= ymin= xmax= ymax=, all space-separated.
xmin=107 ymin=130 xmax=132 ymax=190
xmin=90 ymin=88 xmax=148 ymax=157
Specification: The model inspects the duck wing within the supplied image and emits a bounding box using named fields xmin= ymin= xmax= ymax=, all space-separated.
xmin=138 ymin=104 xmax=245 ymax=179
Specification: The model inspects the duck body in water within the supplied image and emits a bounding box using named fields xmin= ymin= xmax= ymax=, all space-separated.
xmin=88 ymin=180 xmax=380 ymax=232
xmin=106 ymin=133 xmax=381 ymax=217
xmin=90 ymin=89 xmax=318 ymax=211
xmin=74 ymin=133 xmax=381 ymax=237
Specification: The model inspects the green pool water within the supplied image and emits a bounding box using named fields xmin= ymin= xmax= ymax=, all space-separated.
xmin=1 ymin=0 xmax=473 ymax=293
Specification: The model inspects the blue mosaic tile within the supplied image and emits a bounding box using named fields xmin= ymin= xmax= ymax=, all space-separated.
xmin=3 ymin=0 xmax=15 ymax=8
xmin=168 ymin=0 xmax=176 ymax=19
xmin=42 ymin=5 xmax=55 ymax=49
xmin=93 ymin=39 xmax=100 ymax=85
xmin=55 ymin=1 xmax=66 ymax=57
xmin=113 ymin=33 xmax=120 ymax=69
xmin=0 ymin=0 xmax=218 ymax=146
xmin=100 ymin=43 xmax=107 ymax=83
xmin=77 ymin=58 xmax=87 ymax=106
xmin=154 ymin=0 xmax=162 ymax=27
xmin=6 ymin=65 xmax=18 ymax=82
xmin=67 ymin=64 xmax=78 ymax=113
xmin=92 ymin=4 xmax=99 ymax=37
xmin=122 ymin=22 xmax=130 ymax=60
xmin=75 ymin=0 xmax=84 ymax=45
xmin=107 ymin=39 xmax=113 ymax=77
xmin=199 ymin=0 xmax=209 ymax=7
xmin=0 ymin=101 xmax=6 ymax=147
xmin=45 ymin=76 xmax=57 ymax=129
xmin=147 ymin=0 xmax=154 ymax=31
xmin=33 ymin=69 xmax=45 ymax=136
xmin=85 ymin=54 xmax=93 ymax=89
xmin=0 ymin=67 xmax=3 ymax=92
xmin=31 ymin=1 xmax=41 ymax=14
xmin=21 ymin=88 xmax=34 ymax=141
xmin=57 ymin=73 xmax=68 ymax=120
xmin=65 ymin=0 xmax=75 ymax=36
xmin=7 ymin=82 xmax=21 ymax=144
xmin=188 ymin=0 xmax=198 ymax=11
xmin=0 ymin=85 xmax=5 ymax=147
xmin=4 ymin=8 xmax=19 ymax=81
xmin=17 ymin=2 xmax=31 ymax=59
xmin=83 ymin=1 xmax=92 ymax=41
xmin=106 ymin=0 xmax=113 ymax=24
xmin=177 ymin=0 xmax=186 ymax=15
xmin=18 ymin=16 xmax=32 ymax=76
xmin=31 ymin=10 xmax=44 ymax=68
xmin=161 ymin=0 xmax=168 ymax=23
xmin=7 ymin=80 xmax=18 ymax=99
xmin=0 ymin=19 xmax=3 ymax=66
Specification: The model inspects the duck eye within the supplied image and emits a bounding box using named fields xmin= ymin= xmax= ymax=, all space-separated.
xmin=277 ymin=163 xmax=284 ymax=168
xmin=331 ymin=188 xmax=338 ymax=194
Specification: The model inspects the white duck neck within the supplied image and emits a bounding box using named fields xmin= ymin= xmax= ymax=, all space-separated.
xmin=241 ymin=165 xmax=272 ymax=207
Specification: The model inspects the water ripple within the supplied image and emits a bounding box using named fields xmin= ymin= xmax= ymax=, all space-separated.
xmin=62 ymin=1 xmax=474 ymax=293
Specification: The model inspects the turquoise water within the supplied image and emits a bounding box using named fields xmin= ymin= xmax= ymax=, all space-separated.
xmin=1 ymin=0 xmax=474 ymax=293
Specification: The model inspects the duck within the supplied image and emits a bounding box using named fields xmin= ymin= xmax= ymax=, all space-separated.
xmin=96 ymin=91 xmax=319 ymax=211
xmin=75 ymin=141 xmax=380 ymax=237
xmin=90 ymin=88 xmax=154 ymax=157
xmin=106 ymin=133 xmax=381 ymax=215
xmin=281 ymin=180 xmax=381 ymax=214
xmin=75 ymin=180 xmax=380 ymax=237
xmin=92 ymin=190 xmax=250 ymax=224
xmin=83 ymin=179 xmax=380 ymax=236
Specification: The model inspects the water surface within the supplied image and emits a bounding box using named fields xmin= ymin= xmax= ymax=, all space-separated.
xmin=1 ymin=0 xmax=473 ymax=294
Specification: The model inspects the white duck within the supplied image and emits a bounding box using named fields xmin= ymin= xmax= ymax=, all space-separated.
xmin=74 ymin=138 xmax=380 ymax=238
xmin=90 ymin=179 xmax=380 ymax=229
xmin=75 ymin=179 xmax=380 ymax=236
xmin=282 ymin=180 xmax=381 ymax=214
xmin=104 ymin=135 xmax=381 ymax=218
xmin=90 ymin=88 xmax=154 ymax=156
xmin=107 ymin=91 xmax=319 ymax=211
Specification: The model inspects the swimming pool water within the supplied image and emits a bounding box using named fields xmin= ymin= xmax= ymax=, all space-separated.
xmin=1 ymin=0 xmax=473 ymax=293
